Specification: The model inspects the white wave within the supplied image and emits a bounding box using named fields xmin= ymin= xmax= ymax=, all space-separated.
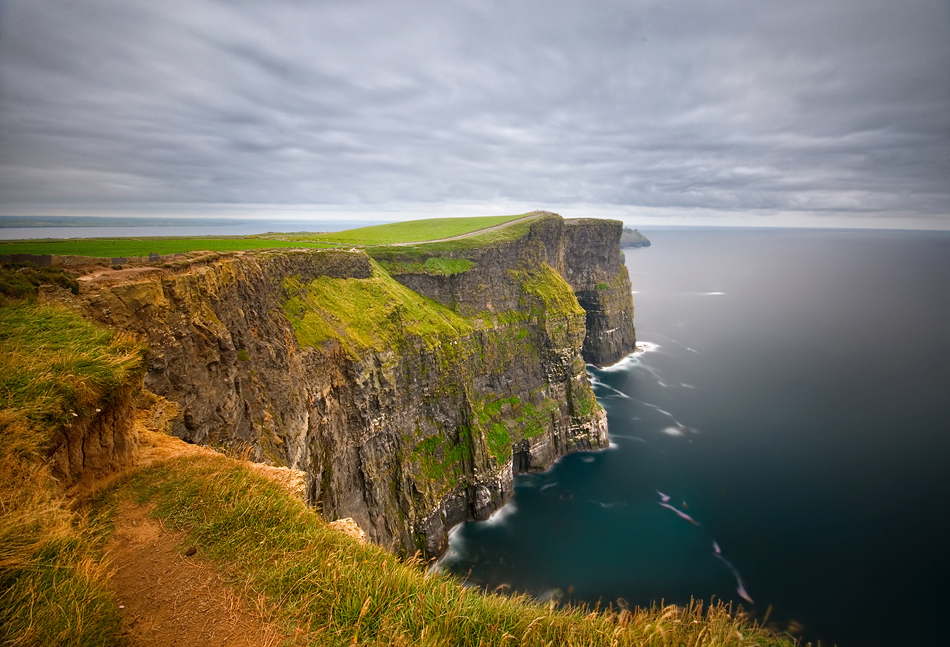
xmin=737 ymin=582 xmax=755 ymax=605
xmin=657 ymin=490 xmax=671 ymax=503
xmin=580 ymin=455 xmax=595 ymax=463
xmin=661 ymin=426 xmax=685 ymax=436
xmin=482 ymin=501 xmax=518 ymax=526
xmin=593 ymin=354 xmax=639 ymax=373
xmin=540 ymin=483 xmax=557 ymax=492
xmin=630 ymin=398 xmax=674 ymax=418
xmin=538 ymin=588 xmax=563 ymax=602
xmin=680 ymin=383 xmax=696 ymax=389
xmin=659 ymin=502 xmax=700 ymax=526
xmin=590 ymin=379 xmax=631 ymax=399
xmin=714 ymin=553 xmax=755 ymax=605
xmin=592 ymin=500 xmax=627 ymax=509
xmin=610 ymin=434 xmax=646 ymax=443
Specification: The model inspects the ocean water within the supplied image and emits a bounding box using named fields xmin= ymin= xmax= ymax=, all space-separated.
xmin=439 ymin=228 xmax=950 ymax=647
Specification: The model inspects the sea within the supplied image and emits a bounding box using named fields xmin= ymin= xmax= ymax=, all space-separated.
xmin=437 ymin=228 xmax=950 ymax=647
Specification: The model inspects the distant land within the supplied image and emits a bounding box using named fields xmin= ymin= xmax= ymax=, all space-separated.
xmin=620 ymin=227 xmax=651 ymax=247
xmin=0 ymin=215 xmax=260 ymax=228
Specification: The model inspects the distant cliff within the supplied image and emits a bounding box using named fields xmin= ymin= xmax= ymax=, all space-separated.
xmin=77 ymin=214 xmax=636 ymax=557
xmin=620 ymin=227 xmax=651 ymax=248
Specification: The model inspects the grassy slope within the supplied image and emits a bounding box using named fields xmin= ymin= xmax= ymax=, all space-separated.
xmin=99 ymin=454 xmax=795 ymax=647
xmin=0 ymin=214 xmax=532 ymax=258
xmin=281 ymin=260 xmax=474 ymax=357
xmin=265 ymin=214 xmax=529 ymax=245
xmin=0 ymin=300 xmax=143 ymax=647
xmin=368 ymin=213 xmax=551 ymax=263
xmin=0 ymin=236 xmax=333 ymax=258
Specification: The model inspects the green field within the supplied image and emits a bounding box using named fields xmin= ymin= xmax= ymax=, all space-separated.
xmin=0 ymin=236 xmax=333 ymax=258
xmin=0 ymin=214 xmax=537 ymax=258
xmin=263 ymin=213 xmax=532 ymax=246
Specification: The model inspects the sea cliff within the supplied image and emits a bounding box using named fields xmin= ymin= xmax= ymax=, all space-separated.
xmin=76 ymin=214 xmax=636 ymax=557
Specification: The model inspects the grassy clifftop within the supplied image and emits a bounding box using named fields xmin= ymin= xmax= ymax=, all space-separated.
xmin=0 ymin=293 xmax=143 ymax=646
xmin=0 ymin=212 xmax=542 ymax=258
xmin=266 ymin=213 xmax=531 ymax=246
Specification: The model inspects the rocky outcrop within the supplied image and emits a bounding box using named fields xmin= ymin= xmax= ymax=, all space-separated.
xmin=77 ymin=214 xmax=635 ymax=558
xmin=562 ymin=219 xmax=638 ymax=366
xmin=382 ymin=214 xmax=636 ymax=366
xmin=48 ymin=384 xmax=138 ymax=485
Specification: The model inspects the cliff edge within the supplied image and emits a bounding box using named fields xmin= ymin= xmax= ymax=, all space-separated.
xmin=76 ymin=213 xmax=636 ymax=557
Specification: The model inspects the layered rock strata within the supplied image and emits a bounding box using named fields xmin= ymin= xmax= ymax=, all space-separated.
xmin=78 ymin=214 xmax=636 ymax=557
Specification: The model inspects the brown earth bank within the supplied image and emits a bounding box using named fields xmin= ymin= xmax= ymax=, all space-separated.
xmin=75 ymin=412 xmax=311 ymax=647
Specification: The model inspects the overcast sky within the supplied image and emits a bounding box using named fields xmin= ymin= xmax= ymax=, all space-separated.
xmin=1 ymin=0 xmax=948 ymax=228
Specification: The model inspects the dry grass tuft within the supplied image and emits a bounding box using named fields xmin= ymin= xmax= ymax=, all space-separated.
xmin=0 ymin=301 xmax=143 ymax=646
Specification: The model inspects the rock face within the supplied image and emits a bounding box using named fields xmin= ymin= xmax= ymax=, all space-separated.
xmin=48 ymin=385 xmax=138 ymax=485
xmin=79 ymin=214 xmax=636 ymax=557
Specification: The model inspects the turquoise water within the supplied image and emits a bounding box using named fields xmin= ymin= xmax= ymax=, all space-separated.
xmin=440 ymin=229 xmax=950 ymax=647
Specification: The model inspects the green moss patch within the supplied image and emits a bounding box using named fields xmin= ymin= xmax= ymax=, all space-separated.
xmin=510 ymin=263 xmax=586 ymax=319
xmin=412 ymin=427 xmax=472 ymax=486
xmin=379 ymin=256 xmax=475 ymax=276
xmin=281 ymin=261 xmax=473 ymax=357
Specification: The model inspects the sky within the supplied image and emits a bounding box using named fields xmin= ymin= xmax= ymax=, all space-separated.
xmin=0 ymin=0 xmax=948 ymax=230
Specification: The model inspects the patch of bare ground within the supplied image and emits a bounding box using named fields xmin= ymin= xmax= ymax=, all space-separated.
xmin=75 ymin=399 xmax=308 ymax=647
xmin=106 ymin=500 xmax=285 ymax=647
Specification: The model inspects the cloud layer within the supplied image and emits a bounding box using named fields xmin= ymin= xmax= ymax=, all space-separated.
xmin=1 ymin=0 xmax=948 ymax=227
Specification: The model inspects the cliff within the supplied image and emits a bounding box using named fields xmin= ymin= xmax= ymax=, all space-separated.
xmin=620 ymin=227 xmax=651 ymax=248
xmin=77 ymin=214 xmax=636 ymax=557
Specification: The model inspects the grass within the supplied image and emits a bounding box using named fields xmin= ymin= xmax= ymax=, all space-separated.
xmin=264 ymin=214 xmax=531 ymax=246
xmin=0 ymin=263 xmax=79 ymax=303
xmin=369 ymin=213 xmax=553 ymax=259
xmin=0 ymin=235 xmax=335 ymax=258
xmin=281 ymin=260 xmax=473 ymax=357
xmin=0 ymin=300 xmax=144 ymax=647
xmin=0 ymin=212 xmax=547 ymax=259
xmin=412 ymin=427 xmax=472 ymax=483
xmin=511 ymin=263 xmax=586 ymax=319
xmin=0 ymin=302 xmax=143 ymax=422
xmin=379 ymin=256 xmax=475 ymax=276
xmin=94 ymin=453 xmax=797 ymax=647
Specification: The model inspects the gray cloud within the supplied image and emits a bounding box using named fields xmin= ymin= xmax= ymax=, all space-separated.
xmin=0 ymin=0 xmax=948 ymax=226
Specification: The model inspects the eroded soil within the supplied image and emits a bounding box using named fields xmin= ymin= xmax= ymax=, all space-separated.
xmin=107 ymin=501 xmax=284 ymax=647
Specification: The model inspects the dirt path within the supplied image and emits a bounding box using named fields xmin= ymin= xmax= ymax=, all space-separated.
xmin=107 ymin=501 xmax=284 ymax=647
xmin=85 ymin=415 xmax=305 ymax=647
xmin=388 ymin=213 xmax=541 ymax=246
